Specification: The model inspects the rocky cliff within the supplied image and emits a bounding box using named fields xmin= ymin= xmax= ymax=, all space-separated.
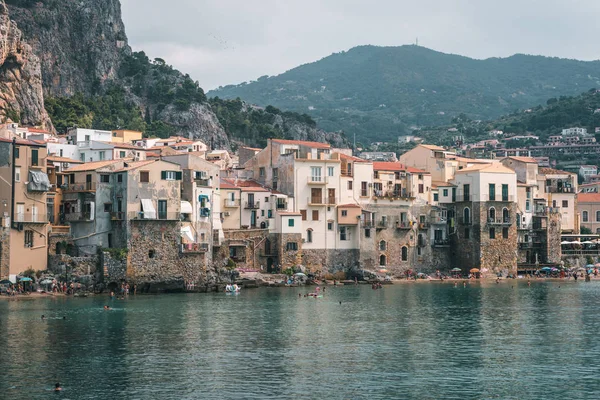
xmin=0 ymin=0 xmax=51 ymax=128
xmin=2 ymin=0 xmax=345 ymax=149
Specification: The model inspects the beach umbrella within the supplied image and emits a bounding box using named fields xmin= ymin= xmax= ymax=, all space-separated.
xmin=582 ymin=241 xmax=594 ymax=244
xmin=40 ymin=279 xmax=53 ymax=285
xmin=561 ymin=241 xmax=571 ymax=245
xmin=586 ymin=264 xmax=595 ymax=269
xmin=469 ymin=268 xmax=480 ymax=273
xmin=0 ymin=279 xmax=11 ymax=285
xmin=540 ymin=267 xmax=552 ymax=272
xmin=451 ymin=268 xmax=462 ymax=272
xmin=18 ymin=277 xmax=32 ymax=282
xmin=293 ymin=272 xmax=307 ymax=277
xmin=569 ymin=241 xmax=581 ymax=244
xmin=379 ymin=269 xmax=388 ymax=273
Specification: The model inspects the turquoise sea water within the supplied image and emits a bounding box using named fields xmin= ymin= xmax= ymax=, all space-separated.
xmin=1 ymin=281 xmax=599 ymax=399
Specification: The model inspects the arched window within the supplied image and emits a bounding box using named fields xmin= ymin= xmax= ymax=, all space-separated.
xmin=489 ymin=207 xmax=496 ymax=222
xmin=379 ymin=240 xmax=387 ymax=251
xmin=583 ymin=211 xmax=589 ymax=222
xmin=379 ymin=254 xmax=386 ymax=266
xmin=401 ymin=246 xmax=408 ymax=261
xmin=502 ymin=208 xmax=509 ymax=223
xmin=463 ymin=207 xmax=471 ymax=224
xmin=306 ymin=229 xmax=313 ymax=243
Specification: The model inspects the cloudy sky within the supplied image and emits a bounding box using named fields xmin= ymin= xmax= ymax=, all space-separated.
xmin=121 ymin=0 xmax=600 ymax=91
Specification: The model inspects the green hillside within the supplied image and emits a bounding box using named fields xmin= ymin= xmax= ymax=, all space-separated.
xmin=209 ymin=45 xmax=600 ymax=143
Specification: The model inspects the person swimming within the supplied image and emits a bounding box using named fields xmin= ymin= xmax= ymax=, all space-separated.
xmin=103 ymin=305 xmax=111 ymax=310
xmin=41 ymin=315 xmax=46 ymax=320
xmin=54 ymin=382 xmax=62 ymax=392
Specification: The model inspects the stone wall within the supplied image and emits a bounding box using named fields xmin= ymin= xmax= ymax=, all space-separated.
xmin=301 ymin=249 xmax=359 ymax=275
xmin=546 ymin=212 xmax=562 ymax=264
xmin=478 ymin=202 xmax=518 ymax=274
xmin=0 ymin=227 xmax=9 ymax=279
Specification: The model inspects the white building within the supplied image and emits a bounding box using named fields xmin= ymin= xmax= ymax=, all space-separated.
xmin=562 ymin=127 xmax=588 ymax=136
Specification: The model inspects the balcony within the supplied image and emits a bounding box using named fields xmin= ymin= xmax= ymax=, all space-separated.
xmin=14 ymin=213 xmax=49 ymax=224
xmin=111 ymin=212 xmax=125 ymax=220
xmin=546 ymin=186 xmax=574 ymax=194
xmin=487 ymin=218 xmax=512 ymax=226
xmin=64 ymin=212 xmax=93 ymax=222
xmin=244 ymin=201 xmax=260 ymax=209
xmin=62 ymin=182 xmax=96 ymax=193
xmin=307 ymin=176 xmax=327 ymax=185
xmin=433 ymin=239 xmax=450 ymax=247
xmin=396 ymin=221 xmax=411 ymax=229
xmin=195 ymin=178 xmax=212 ymax=187
xmin=181 ymin=243 xmax=210 ymax=253
xmin=50 ymin=225 xmax=70 ymax=234
xmin=224 ymin=199 xmax=240 ymax=208
xmin=377 ymin=220 xmax=388 ymax=229
xmin=308 ymin=196 xmax=325 ymax=206
xmin=326 ymin=197 xmax=336 ymax=205
xmin=362 ymin=220 xmax=375 ymax=229
xmin=127 ymin=212 xmax=180 ymax=221
xmin=418 ymin=222 xmax=430 ymax=230
xmin=276 ymin=202 xmax=287 ymax=210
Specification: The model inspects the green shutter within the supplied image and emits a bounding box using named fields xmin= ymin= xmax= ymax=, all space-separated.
xmin=176 ymin=171 xmax=182 ymax=180
xmin=161 ymin=171 xmax=166 ymax=180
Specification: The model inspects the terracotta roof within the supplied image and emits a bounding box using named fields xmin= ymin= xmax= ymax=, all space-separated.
xmin=25 ymin=127 xmax=51 ymax=134
xmin=373 ymin=162 xmax=428 ymax=174
xmin=271 ymin=139 xmax=330 ymax=149
xmin=539 ymin=167 xmax=576 ymax=176
xmin=220 ymin=180 xmax=240 ymax=190
xmin=221 ymin=178 xmax=269 ymax=191
xmin=338 ymin=203 xmax=361 ymax=208
xmin=420 ymin=144 xmax=446 ymax=151
xmin=113 ymin=160 xmax=156 ymax=172
xmin=505 ymin=156 xmax=538 ymax=163
xmin=432 ymin=180 xmax=456 ymax=187
xmin=578 ymin=193 xmax=600 ymax=203
xmin=47 ymin=156 xmax=83 ymax=164
xmin=63 ymin=160 xmax=120 ymax=172
xmin=450 ymin=156 xmax=493 ymax=164
xmin=0 ymin=137 xmax=46 ymax=146
xmin=101 ymin=141 xmax=144 ymax=150
xmin=241 ymin=146 xmax=262 ymax=151
xmin=456 ymin=163 xmax=515 ymax=174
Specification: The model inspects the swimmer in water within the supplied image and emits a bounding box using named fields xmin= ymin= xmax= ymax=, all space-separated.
xmin=528 ymin=280 xmax=531 ymax=287
xmin=103 ymin=305 xmax=111 ymax=310
xmin=41 ymin=315 xmax=46 ymax=320
xmin=54 ymin=383 xmax=62 ymax=392
xmin=454 ymin=282 xmax=458 ymax=288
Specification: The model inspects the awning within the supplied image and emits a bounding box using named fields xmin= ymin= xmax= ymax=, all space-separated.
xmin=272 ymin=193 xmax=287 ymax=198
xmin=140 ymin=199 xmax=156 ymax=219
xmin=198 ymin=194 xmax=209 ymax=202
xmin=181 ymin=226 xmax=195 ymax=242
xmin=181 ymin=201 xmax=193 ymax=214
xmin=28 ymin=170 xmax=51 ymax=192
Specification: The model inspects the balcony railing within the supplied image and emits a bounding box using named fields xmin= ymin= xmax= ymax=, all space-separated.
xmin=396 ymin=221 xmax=411 ymax=229
xmin=326 ymin=197 xmax=336 ymax=205
xmin=128 ymin=212 xmax=180 ymax=220
xmin=418 ymin=222 xmax=430 ymax=230
xmin=307 ymin=176 xmax=327 ymax=185
xmin=14 ymin=213 xmax=49 ymax=224
xmin=244 ymin=201 xmax=260 ymax=209
xmin=487 ymin=218 xmax=512 ymax=225
xmin=377 ymin=220 xmax=388 ymax=229
xmin=224 ymin=199 xmax=240 ymax=208
xmin=64 ymin=212 xmax=93 ymax=222
xmin=362 ymin=220 xmax=375 ymax=229
xmin=308 ymin=197 xmax=325 ymax=205
xmin=546 ymin=186 xmax=574 ymax=193
xmin=181 ymin=243 xmax=210 ymax=253
xmin=62 ymin=182 xmax=96 ymax=192
xmin=195 ymin=179 xmax=211 ymax=187
xmin=276 ymin=202 xmax=287 ymax=210
xmin=433 ymin=239 xmax=450 ymax=246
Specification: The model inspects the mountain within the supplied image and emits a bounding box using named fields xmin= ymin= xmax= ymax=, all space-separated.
xmin=0 ymin=0 xmax=345 ymax=149
xmin=209 ymin=45 xmax=600 ymax=144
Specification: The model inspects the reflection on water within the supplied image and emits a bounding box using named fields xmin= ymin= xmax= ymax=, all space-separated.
xmin=0 ymin=281 xmax=599 ymax=399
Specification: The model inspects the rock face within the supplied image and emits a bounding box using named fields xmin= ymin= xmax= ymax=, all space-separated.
xmin=0 ymin=0 xmax=51 ymax=128
xmin=159 ymin=103 xmax=231 ymax=149
xmin=6 ymin=0 xmax=130 ymax=97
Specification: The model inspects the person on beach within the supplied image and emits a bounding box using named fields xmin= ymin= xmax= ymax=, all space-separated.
xmin=54 ymin=383 xmax=62 ymax=392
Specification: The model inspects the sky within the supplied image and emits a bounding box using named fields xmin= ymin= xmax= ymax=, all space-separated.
xmin=121 ymin=0 xmax=600 ymax=91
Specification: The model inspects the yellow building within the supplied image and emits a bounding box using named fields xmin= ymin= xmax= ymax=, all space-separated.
xmin=111 ymin=130 xmax=143 ymax=144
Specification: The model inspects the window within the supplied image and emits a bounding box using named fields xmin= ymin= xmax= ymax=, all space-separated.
xmin=583 ymin=211 xmax=589 ymax=222
xmin=312 ymin=210 xmax=319 ymax=221
xmin=288 ymin=218 xmax=295 ymax=227
xmin=489 ymin=228 xmax=495 ymax=239
xmin=452 ymin=187 xmax=456 ymax=202
xmin=489 ymin=207 xmax=496 ymax=221
xmin=268 ymin=210 xmax=273 ymax=218
xmin=261 ymin=210 xmax=264 ymax=217
xmin=463 ymin=184 xmax=470 ymax=201
xmin=562 ymin=200 xmax=568 ymax=208
xmin=464 ymin=228 xmax=470 ymax=239
xmin=328 ymin=167 xmax=334 ymax=177
xmin=158 ymin=200 xmax=167 ymax=219
xmin=328 ymin=221 xmax=333 ymax=230
xmin=14 ymin=147 xmax=19 ymax=158
xmin=502 ymin=184 xmax=509 ymax=201
xmin=149 ymin=249 xmax=156 ymax=259
xmin=489 ymin=184 xmax=496 ymax=201
xmin=80 ymin=153 xmax=85 ymax=162
xmin=24 ymin=230 xmax=33 ymax=248
xmin=306 ymin=229 xmax=313 ymax=243
xmin=347 ymin=163 xmax=353 ymax=175
xmin=286 ymin=242 xmax=298 ymax=251
xmin=443 ymin=189 xmax=448 ymax=197
xmin=31 ymin=149 xmax=38 ymax=166
xmin=361 ymin=181 xmax=368 ymax=197
xmin=341 ymin=210 xmax=348 ymax=217
xmin=502 ymin=208 xmax=509 ymax=223
xmin=310 ymin=167 xmax=322 ymax=182
xmin=526 ymin=187 xmax=531 ymax=199
xmin=101 ymin=203 xmax=112 ymax=213
xmin=348 ymin=181 xmax=353 ymax=190
xmin=120 ymin=151 xmax=126 ymax=158
xmin=463 ymin=207 xmax=471 ymax=224
xmin=503 ymin=227 xmax=509 ymax=239
xmin=525 ymin=200 xmax=530 ymax=212
xmin=265 ymin=197 xmax=269 ymax=203
xmin=417 ymin=247 xmax=422 ymax=256
xmin=379 ymin=255 xmax=386 ymax=266
xmin=14 ymin=166 xmax=20 ymax=182
xmin=401 ymin=246 xmax=408 ymax=261
xmin=117 ymin=174 xmax=123 ymax=183
xmin=100 ymin=174 xmax=110 ymax=183
xmin=418 ymin=174 xmax=423 ymax=180
xmin=433 ymin=193 xmax=439 ymax=202
xmin=99 ymin=151 xmax=105 ymax=161
xmin=259 ymin=167 xmax=265 ymax=177
xmin=596 ymin=211 xmax=600 ymax=222
xmin=379 ymin=240 xmax=387 ymax=251
xmin=340 ymin=226 xmax=348 ymax=241
xmin=140 ymin=171 xmax=149 ymax=183
xmin=161 ymin=171 xmax=181 ymax=181
xmin=300 ymin=210 xmax=307 ymax=221
xmin=59 ymin=149 xmax=63 ymax=157
xmin=365 ymin=228 xmax=370 ymax=238
xmin=418 ymin=184 xmax=424 ymax=194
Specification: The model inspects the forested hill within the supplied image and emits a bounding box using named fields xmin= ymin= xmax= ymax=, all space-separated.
xmin=209 ymin=45 xmax=600 ymax=143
